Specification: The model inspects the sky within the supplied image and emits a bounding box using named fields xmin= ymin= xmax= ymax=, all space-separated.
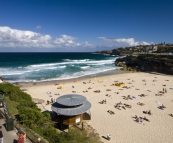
xmin=0 ymin=0 xmax=173 ymax=52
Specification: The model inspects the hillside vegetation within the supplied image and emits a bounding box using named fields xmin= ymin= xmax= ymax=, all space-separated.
xmin=0 ymin=83 xmax=101 ymax=143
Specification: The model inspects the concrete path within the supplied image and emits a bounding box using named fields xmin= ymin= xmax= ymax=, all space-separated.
xmin=0 ymin=115 xmax=18 ymax=143
xmin=0 ymin=113 xmax=32 ymax=143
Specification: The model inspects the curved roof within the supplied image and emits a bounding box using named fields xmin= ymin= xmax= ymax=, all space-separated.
xmin=56 ymin=94 xmax=87 ymax=106
xmin=51 ymin=101 xmax=91 ymax=116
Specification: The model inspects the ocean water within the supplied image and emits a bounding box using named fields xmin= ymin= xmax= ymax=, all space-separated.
xmin=0 ymin=52 xmax=120 ymax=83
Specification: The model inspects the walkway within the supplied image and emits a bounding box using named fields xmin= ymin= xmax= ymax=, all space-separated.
xmin=0 ymin=113 xmax=18 ymax=143
xmin=0 ymin=113 xmax=32 ymax=143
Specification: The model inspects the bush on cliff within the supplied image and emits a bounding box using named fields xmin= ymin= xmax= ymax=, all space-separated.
xmin=0 ymin=83 xmax=102 ymax=143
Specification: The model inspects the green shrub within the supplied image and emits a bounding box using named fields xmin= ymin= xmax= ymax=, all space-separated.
xmin=0 ymin=83 xmax=102 ymax=143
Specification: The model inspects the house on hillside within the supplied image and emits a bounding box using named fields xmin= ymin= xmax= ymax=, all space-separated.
xmin=146 ymin=45 xmax=153 ymax=53
xmin=157 ymin=45 xmax=168 ymax=52
xmin=157 ymin=45 xmax=173 ymax=53
xmin=145 ymin=45 xmax=159 ymax=53
xmin=152 ymin=45 xmax=158 ymax=52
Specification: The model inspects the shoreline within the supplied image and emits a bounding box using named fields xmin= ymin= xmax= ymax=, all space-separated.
xmin=16 ymin=71 xmax=173 ymax=143
xmin=15 ymin=69 xmax=130 ymax=87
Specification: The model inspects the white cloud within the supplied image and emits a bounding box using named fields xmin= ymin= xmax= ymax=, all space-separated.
xmin=53 ymin=35 xmax=76 ymax=46
xmin=98 ymin=37 xmax=151 ymax=47
xmin=0 ymin=26 xmax=91 ymax=48
xmin=0 ymin=26 xmax=152 ymax=50
xmin=36 ymin=25 xmax=42 ymax=29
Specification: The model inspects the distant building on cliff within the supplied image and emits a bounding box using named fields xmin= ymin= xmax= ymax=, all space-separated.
xmin=145 ymin=44 xmax=173 ymax=53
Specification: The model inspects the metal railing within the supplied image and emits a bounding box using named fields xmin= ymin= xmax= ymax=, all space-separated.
xmin=14 ymin=120 xmax=48 ymax=143
xmin=3 ymin=98 xmax=10 ymax=119
xmin=133 ymin=52 xmax=173 ymax=56
xmin=3 ymin=98 xmax=49 ymax=143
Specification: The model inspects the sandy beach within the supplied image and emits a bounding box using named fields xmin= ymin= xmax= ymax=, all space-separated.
xmin=19 ymin=72 xmax=173 ymax=143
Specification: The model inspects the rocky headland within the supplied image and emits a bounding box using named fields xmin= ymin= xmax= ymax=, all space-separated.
xmin=115 ymin=54 xmax=173 ymax=75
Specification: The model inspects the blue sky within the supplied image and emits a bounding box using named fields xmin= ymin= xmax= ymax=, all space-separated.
xmin=0 ymin=0 xmax=173 ymax=52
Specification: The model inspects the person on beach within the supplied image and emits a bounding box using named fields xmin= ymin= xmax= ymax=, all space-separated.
xmin=18 ymin=133 xmax=25 ymax=143
xmin=163 ymin=88 xmax=165 ymax=92
xmin=148 ymin=110 xmax=152 ymax=115
xmin=143 ymin=116 xmax=150 ymax=122
xmin=158 ymin=104 xmax=166 ymax=110
xmin=0 ymin=126 xmax=3 ymax=143
xmin=51 ymin=98 xmax=53 ymax=103
xmin=46 ymin=100 xmax=49 ymax=105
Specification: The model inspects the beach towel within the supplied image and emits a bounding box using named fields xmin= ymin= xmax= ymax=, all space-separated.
xmin=156 ymin=101 xmax=161 ymax=104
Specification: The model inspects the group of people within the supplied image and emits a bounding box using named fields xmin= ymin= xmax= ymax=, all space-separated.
xmin=143 ymin=110 xmax=152 ymax=115
xmin=99 ymin=99 xmax=106 ymax=104
xmin=114 ymin=92 xmax=119 ymax=94
xmin=156 ymin=88 xmax=167 ymax=96
xmin=124 ymin=103 xmax=132 ymax=108
xmin=46 ymin=98 xmax=56 ymax=105
xmin=114 ymin=102 xmax=132 ymax=110
xmin=133 ymin=115 xmax=150 ymax=123
xmin=122 ymin=95 xmax=133 ymax=100
xmin=158 ymin=104 xmax=166 ymax=110
xmin=122 ymin=86 xmax=131 ymax=89
xmin=83 ymin=90 xmax=88 ymax=93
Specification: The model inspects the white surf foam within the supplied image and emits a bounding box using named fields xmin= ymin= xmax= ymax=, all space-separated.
xmin=57 ymin=66 xmax=66 ymax=68
xmin=63 ymin=59 xmax=90 ymax=62
xmin=87 ymin=63 xmax=105 ymax=66
xmin=80 ymin=66 xmax=90 ymax=69
xmin=41 ymin=67 xmax=117 ymax=81
xmin=1 ymin=56 xmax=120 ymax=83
xmin=27 ymin=58 xmax=117 ymax=69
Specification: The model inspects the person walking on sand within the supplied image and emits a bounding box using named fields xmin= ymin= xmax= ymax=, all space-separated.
xmin=0 ymin=126 xmax=3 ymax=143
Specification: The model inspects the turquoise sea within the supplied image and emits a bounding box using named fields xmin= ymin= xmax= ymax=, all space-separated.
xmin=0 ymin=52 xmax=120 ymax=82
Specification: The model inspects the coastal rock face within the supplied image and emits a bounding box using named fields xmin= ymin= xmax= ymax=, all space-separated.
xmin=115 ymin=55 xmax=173 ymax=75
xmin=111 ymin=49 xmax=121 ymax=55
xmin=116 ymin=61 xmax=126 ymax=67
xmin=95 ymin=49 xmax=121 ymax=56
xmin=95 ymin=50 xmax=112 ymax=54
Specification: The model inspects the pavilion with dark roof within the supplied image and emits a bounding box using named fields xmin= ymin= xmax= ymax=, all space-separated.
xmin=51 ymin=94 xmax=91 ymax=129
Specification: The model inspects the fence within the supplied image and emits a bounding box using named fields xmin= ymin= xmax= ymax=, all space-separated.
xmin=14 ymin=120 xmax=48 ymax=143
xmin=133 ymin=52 xmax=173 ymax=56
xmin=3 ymin=97 xmax=49 ymax=143
xmin=3 ymin=98 xmax=11 ymax=119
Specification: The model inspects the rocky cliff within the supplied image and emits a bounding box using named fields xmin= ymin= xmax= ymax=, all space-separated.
xmin=95 ymin=49 xmax=121 ymax=55
xmin=115 ymin=54 xmax=173 ymax=75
